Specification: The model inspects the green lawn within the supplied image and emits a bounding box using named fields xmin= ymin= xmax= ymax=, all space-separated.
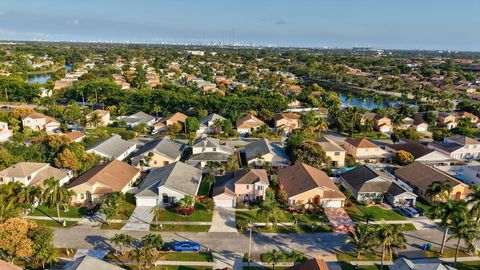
xmin=453 ymin=261 xmax=480 ymax=270
xmin=112 ymin=193 xmax=137 ymax=220
xmin=150 ymin=224 xmax=211 ymax=232
xmin=416 ymin=199 xmax=431 ymax=213
xmin=345 ymin=203 xmax=405 ymax=222
xmin=259 ymin=251 xmax=307 ymax=263
xmin=337 ymin=251 xmax=390 ymax=262
xmin=157 ymin=252 xmax=213 ymax=262
xmin=154 ymin=203 xmax=213 ymax=222
xmin=197 ymin=179 xmax=211 ymax=196
xmin=100 ymin=223 xmax=126 ymax=230
xmin=350 ymin=131 xmax=389 ymax=140
xmin=422 ymin=247 xmax=478 ymax=258
xmin=30 ymin=205 xmax=84 ymax=218
xmin=236 ymin=209 xmax=321 ymax=224
xmin=257 ymin=224 xmax=331 ymax=233
xmin=119 ymin=265 xmax=212 ymax=270
xmin=30 ymin=219 xmax=78 ymax=227
xmin=339 ymin=263 xmax=388 ymax=270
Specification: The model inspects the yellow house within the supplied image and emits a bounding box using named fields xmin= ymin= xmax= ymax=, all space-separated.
xmin=315 ymin=137 xmax=346 ymax=167
xmin=274 ymin=113 xmax=302 ymax=134
xmin=131 ymin=137 xmax=183 ymax=168
xmin=277 ymin=163 xmax=345 ymax=208
xmin=343 ymin=138 xmax=392 ymax=163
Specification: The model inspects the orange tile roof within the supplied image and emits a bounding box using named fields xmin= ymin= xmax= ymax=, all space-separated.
xmin=345 ymin=138 xmax=377 ymax=148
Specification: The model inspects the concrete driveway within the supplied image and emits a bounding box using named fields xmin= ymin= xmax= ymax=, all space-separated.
xmin=122 ymin=206 xmax=154 ymax=231
xmin=209 ymin=207 xmax=238 ymax=233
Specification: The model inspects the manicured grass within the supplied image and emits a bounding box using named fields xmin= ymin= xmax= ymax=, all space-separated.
xmin=100 ymin=223 xmax=126 ymax=230
xmin=30 ymin=219 xmax=78 ymax=227
xmin=259 ymin=251 xmax=307 ymax=263
xmin=154 ymin=203 xmax=213 ymax=222
xmin=393 ymin=223 xmax=416 ymax=231
xmin=339 ymin=263 xmax=388 ymax=270
xmin=422 ymin=247 xmax=478 ymax=258
xmin=119 ymin=265 xmax=212 ymax=270
xmin=112 ymin=193 xmax=136 ymax=220
xmin=236 ymin=209 xmax=321 ymax=224
xmin=337 ymin=251 xmax=390 ymax=262
xmin=197 ymin=179 xmax=211 ymax=196
xmin=157 ymin=252 xmax=213 ymax=262
xmin=30 ymin=205 xmax=84 ymax=218
xmin=150 ymin=224 xmax=211 ymax=232
xmin=453 ymin=261 xmax=480 ymax=270
xmin=345 ymin=203 xmax=405 ymax=222
xmin=350 ymin=131 xmax=389 ymax=140
xmin=256 ymin=224 xmax=331 ymax=233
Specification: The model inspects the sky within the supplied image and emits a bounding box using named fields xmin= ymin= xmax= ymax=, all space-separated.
xmin=0 ymin=0 xmax=478 ymax=51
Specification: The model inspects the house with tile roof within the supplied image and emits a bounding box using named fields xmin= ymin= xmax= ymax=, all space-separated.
xmin=86 ymin=134 xmax=137 ymax=160
xmin=212 ymin=169 xmax=268 ymax=208
xmin=394 ymin=161 xmax=470 ymax=200
xmin=429 ymin=135 xmax=480 ymax=160
xmin=135 ymin=162 xmax=202 ymax=207
xmin=0 ymin=162 xmax=71 ymax=187
xmin=315 ymin=137 xmax=346 ymax=167
xmin=66 ymin=160 xmax=140 ymax=203
xmin=236 ymin=115 xmax=265 ymax=135
xmin=277 ymin=163 xmax=345 ymax=208
xmin=121 ymin=111 xmax=156 ymax=128
xmin=343 ymin=138 xmax=392 ymax=163
xmin=22 ymin=112 xmax=60 ymax=133
xmin=86 ymin=109 xmax=110 ymax=128
xmin=244 ymin=139 xmax=290 ymax=168
xmin=385 ymin=142 xmax=452 ymax=165
xmin=274 ymin=113 xmax=302 ymax=134
xmin=131 ymin=137 xmax=183 ymax=168
xmin=153 ymin=112 xmax=188 ymax=132
xmin=285 ymin=258 xmax=329 ymax=270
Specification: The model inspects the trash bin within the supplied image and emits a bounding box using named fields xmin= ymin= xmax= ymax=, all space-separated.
xmin=422 ymin=244 xmax=428 ymax=250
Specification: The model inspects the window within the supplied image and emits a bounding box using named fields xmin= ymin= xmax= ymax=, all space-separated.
xmin=163 ymin=161 xmax=169 ymax=166
xmin=213 ymin=147 xmax=217 ymax=152
xmin=154 ymin=160 xmax=157 ymax=165
xmin=334 ymin=152 xmax=340 ymax=156
xmin=476 ymin=173 xmax=480 ymax=179
xmin=80 ymin=193 xmax=84 ymax=200
xmin=257 ymin=186 xmax=263 ymax=191
xmin=246 ymin=185 xmax=249 ymax=190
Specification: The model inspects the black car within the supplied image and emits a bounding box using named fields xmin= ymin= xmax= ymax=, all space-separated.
xmin=86 ymin=204 xmax=100 ymax=216
xmin=414 ymin=206 xmax=425 ymax=216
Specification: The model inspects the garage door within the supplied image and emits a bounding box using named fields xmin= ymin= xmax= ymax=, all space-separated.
xmin=322 ymin=200 xmax=343 ymax=208
xmin=214 ymin=198 xmax=235 ymax=208
xmin=136 ymin=197 xmax=157 ymax=207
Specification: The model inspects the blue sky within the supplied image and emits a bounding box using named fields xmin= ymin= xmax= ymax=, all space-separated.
xmin=0 ymin=0 xmax=478 ymax=51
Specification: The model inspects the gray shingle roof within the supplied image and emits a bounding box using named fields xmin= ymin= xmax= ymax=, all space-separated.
xmin=245 ymin=139 xmax=289 ymax=162
xmin=199 ymin=113 xmax=226 ymax=127
xmin=64 ymin=255 xmax=125 ymax=270
xmin=133 ymin=137 xmax=183 ymax=160
xmin=340 ymin=165 xmax=393 ymax=193
xmin=136 ymin=162 xmax=202 ymax=197
xmin=87 ymin=135 xmax=135 ymax=159
xmin=122 ymin=111 xmax=155 ymax=125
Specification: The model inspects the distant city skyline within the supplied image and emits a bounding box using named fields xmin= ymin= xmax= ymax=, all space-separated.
xmin=0 ymin=0 xmax=478 ymax=51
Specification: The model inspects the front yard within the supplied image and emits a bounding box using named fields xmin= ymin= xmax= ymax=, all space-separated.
xmin=150 ymin=224 xmax=211 ymax=232
xmin=30 ymin=205 xmax=84 ymax=219
xmin=422 ymin=247 xmax=479 ymax=259
xmin=112 ymin=193 xmax=137 ymax=220
xmin=345 ymin=203 xmax=405 ymax=222
xmin=30 ymin=219 xmax=78 ymax=227
xmin=154 ymin=203 xmax=213 ymax=222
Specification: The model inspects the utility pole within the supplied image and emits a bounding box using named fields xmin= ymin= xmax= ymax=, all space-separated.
xmin=4 ymin=88 xmax=7 ymax=102
xmin=248 ymin=221 xmax=253 ymax=268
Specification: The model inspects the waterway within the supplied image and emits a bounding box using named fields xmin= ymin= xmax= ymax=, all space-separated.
xmin=27 ymin=64 xmax=73 ymax=84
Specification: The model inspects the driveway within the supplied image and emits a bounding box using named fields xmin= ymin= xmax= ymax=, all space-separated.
xmin=122 ymin=206 xmax=154 ymax=231
xmin=209 ymin=207 xmax=238 ymax=233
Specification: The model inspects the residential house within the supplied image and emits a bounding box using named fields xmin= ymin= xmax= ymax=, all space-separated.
xmin=394 ymin=161 xmax=470 ymax=200
xmin=340 ymin=165 xmax=417 ymax=207
xmin=343 ymin=138 xmax=392 ymax=163
xmin=285 ymin=258 xmax=329 ymax=270
xmin=458 ymin=111 xmax=480 ymax=128
xmin=315 ymin=137 xmax=346 ymax=167
xmin=390 ymin=257 xmax=456 ymax=270
xmin=274 ymin=113 xmax=302 ymax=134
xmin=429 ymin=135 xmax=480 ymax=160
xmin=412 ymin=116 xmax=429 ymax=132
xmin=360 ymin=112 xmax=376 ymax=125
xmin=199 ymin=113 xmax=226 ymax=134
xmin=385 ymin=142 xmax=452 ymax=165
xmin=0 ymin=162 xmax=71 ymax=187
xmin=64 ymin=255 xmax=125 ymax=270
xmin=64 ymin=131 xmax=86 ymax=143
xmin=67 ymin=160 xmax=140 ymax=203
xmin=22 ymin=112 xmax=61 ymax=133
xmin=86 ymin=134 xmax=137 ymax=160
xmin=121 ymin=111 xmax=156 ymax=128
xmin=244 ymin=139 xmax=290 ymax=168
xmin=131 ymin=137 xmax=183 ymax=168
xmin=460 ymin=165 xmax=480 ymax=185
xmin=153 ymin=112 xmax=188 ymax=132
xmin=0 ymin=121 xmax=13 ymax=142
xmin=374 ymin=115 xmax=393 ymax=133
xmin=277 ymin=163 xmax=345 ymax=208
xmin=437 ymin=112 xmax=458 ymax=130
xmin=236 ymin=115 xmax=265 ymax=135
xmin=212 ymin=169 xmax=268 ymax=207
xmin=397 ymin=117 xmax=414 ymax=130
xmin=86 ymin=109 xmax=110 ymax=128
xmin=135 ymin=162 xmax=202 ymax=207
xmin=186 ymin=137 xmax=234 ymax=169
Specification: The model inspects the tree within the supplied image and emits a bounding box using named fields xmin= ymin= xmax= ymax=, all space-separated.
xmin=100 ymin=192 xmax=122 ymax=225
xmin=111 ymin=233 xmax=134 ymax=255
xmin=129 ymin=246 xmax=157 ymax=270
xmin=345 ymin=224 xmax=375 ymax=259
xmin=374 ymin=223 xmax=406 ymax=270
xmin=54 ymin=148 xmax=81 ymax=172
xmin=185 ymin=117 xmax=200 ymax=133
xmin=43 ymin=178 xmax=71 ymax=225
xmin=178 ymin=195 xmax=196 ymax=210
xmin=466 ymin=185 xmax=480 ymax=224
xmin=167 ymin=123 xmax=182 ymax=134
xmin=141 ymin=233 xmax=163 ymax=250
xmin=29 ymin=225 xmax=57 ymax=269
xmin=0 ymin=218 xmax=36 ymax=263
xmin=425 ymin=179 xmax=453 ymax=201
xmin=290 ymin=141 xmax=331 ymax=169
xmin=263 ymin=249 xmax=283 ymax=270
xmin=258 ymin=198 xmax=284 ymax=228
xmin=447 ymin=217 xmax=480 ymax=266
xmin=427 ymin=199 xmax=468 ymax=254
xmin=87 ymin=111 xmax=102 ymax=128
xmin=394 ymin=150 xmax=414 ymax=165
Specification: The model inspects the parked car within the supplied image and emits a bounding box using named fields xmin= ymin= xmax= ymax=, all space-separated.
xmin=399 ymin=207 xmax=419 ymax=218
xmin=414 ymin=206 xmax=425 ymax=216
xmin=86 ymin=203 xmax=100 ymax=216
xmin=172 ymin=241 xmax=200 ymax=252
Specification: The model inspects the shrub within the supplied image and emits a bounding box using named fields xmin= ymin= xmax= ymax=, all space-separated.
xmin=175 ymin=207 xmax=195 ymax=216
xmin=119 ymin=130 xmax=136 ymax=140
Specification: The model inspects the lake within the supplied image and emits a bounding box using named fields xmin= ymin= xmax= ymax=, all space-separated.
xmin=338 ymin=91 xmax=403 ymax=110
xmin=27 ymin=64 xmax=73 ymax=84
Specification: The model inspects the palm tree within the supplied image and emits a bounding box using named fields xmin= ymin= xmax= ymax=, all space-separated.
xmin=288 ymin=250 xmax=303 ymax=265
xmin=374 ymin=223 xmax=406 ymax=270
xmin=43 ymin=178 xmax=71 ymax=225
xmin=258 ymin=199 xmax=283 ymax=228
xmin=263 ymin=249 xmax=283 ymax=270
xmin=150 ymin=207 xmax=164 ymax=228
xmin=129 ymin=246 xmax=157 ymax=270
xmin=152 ymin=104 xmax=161 ymax=118
xmin=0 ymin=198 xmax=21 ymax=222
xmin=425 ymin=179 xmax=453 ymax=201
xmin=88 ymin=111 xmax=102 ymax=128
xmin=111 ymin=234 xmax=134 ymax=255
xmin=141 ymin=233 xmax=163 ymax=250
xmin=466 ymin=185 xmax=480 ymax=224
xmin=427 ymin=200 xmax=467 ymax=254
xmin=447 ymin=218 xmax=480 ymax=266
xmin=178 ymin=195 xmax=196 ymax=210
xmin=345 ymin=224 xmax=375 ymax=259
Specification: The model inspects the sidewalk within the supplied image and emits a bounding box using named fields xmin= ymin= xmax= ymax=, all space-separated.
xmin=26 ymin=215 xmax=212 ymax=225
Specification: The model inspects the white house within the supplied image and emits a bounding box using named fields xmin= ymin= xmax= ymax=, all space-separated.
xmin=0 ymin=121 xmax=13 ymax=142
xmin=198 ymin=113 xmax=226 ymax=134
xmin=86 ymin=135 xmax=137 ymax=161
xmin=429 ymin=135 xmax=480 ymax=160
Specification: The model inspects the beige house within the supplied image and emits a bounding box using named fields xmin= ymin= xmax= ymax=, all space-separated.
xmin=153 ymin=112 xmax=188 ymax=132
xmin=315 ymin=137 xmax=346 ymax=167
xmin=373 ymin=115 xmax=393 ymax=133
xmin=22 ymin=112 xmax=61 ymax=133
xmin=0 ymin=121 xmax=13 ymax=142
xmin=212 ymin=169 xmax=269 ymax=207
xmin=437 ymin=112 xmax=458 ymax=130
xmin=131 ymin=137 xmax=183 ymax=168
xmin=277 ymin=163 xmax=345 ymax=208
xmin=343 ymin=138 xmax=392 ymax=163
xmin=0 ymin=162 xmax=71 ymax=187
xmin=274 ymin=113 xmax=302 ymax=134
xmin=236 ymin=115 xmax=265 ymax=135
xmin=86 ymin=109 xmax=110 ymax=128
xmin=66 ymin=160 xmax=140 ymax=203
